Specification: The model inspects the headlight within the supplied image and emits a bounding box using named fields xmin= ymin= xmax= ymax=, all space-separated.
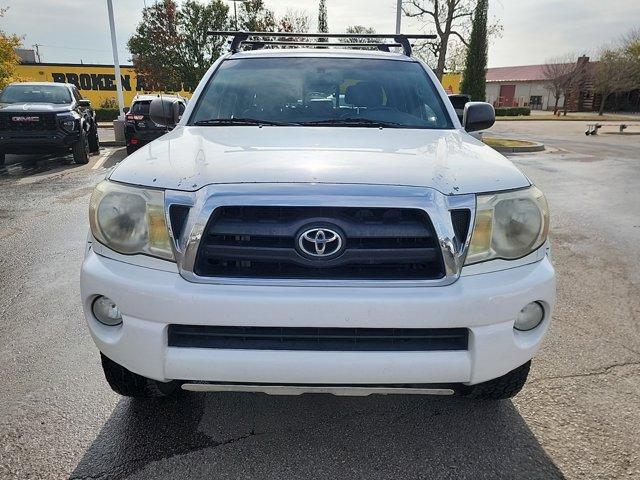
xmin=57 ymin=113 xmax=77 ymax=132
xmin=89 ymin=180 xmax=174 ymax=260
xmin=465 ymin=186 xmax=549 ymax=265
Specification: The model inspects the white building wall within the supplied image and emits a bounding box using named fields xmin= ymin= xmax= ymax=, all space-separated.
xmin=486 ymin=81 xmax=564 ymax=110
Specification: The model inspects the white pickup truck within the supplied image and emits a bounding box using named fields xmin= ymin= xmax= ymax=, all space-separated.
xmin=81 ymin=33 xmax=554 ymax=400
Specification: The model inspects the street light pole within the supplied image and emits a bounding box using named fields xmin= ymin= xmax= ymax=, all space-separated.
xmin=106 ymin=0 xmax=125 ymax=117
xmin=395 ymin=0 xmax=402 ymax=34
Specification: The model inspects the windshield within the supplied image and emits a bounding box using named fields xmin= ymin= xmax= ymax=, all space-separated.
xmin=190 ymin=57 xmax=453 ymax=129
xmin=0 ymin=84 xmax=72 ymax=104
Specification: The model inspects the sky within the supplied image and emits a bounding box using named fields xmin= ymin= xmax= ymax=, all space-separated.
xmin=2 ymin=0 xmax=640 ymax=68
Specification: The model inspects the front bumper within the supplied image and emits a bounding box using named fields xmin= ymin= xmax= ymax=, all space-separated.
xmin=81 ymin=248 xmax=555 ymax=387
xmin=0 ymin=130 xmax=78 ymax=154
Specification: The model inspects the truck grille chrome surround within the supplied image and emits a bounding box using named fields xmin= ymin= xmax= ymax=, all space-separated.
xmin=165 ymin=184 xmax=475 ymax=287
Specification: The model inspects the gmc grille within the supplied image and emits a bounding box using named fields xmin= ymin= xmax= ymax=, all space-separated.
xmin=0 ymin=113 xmax=57 ymax=132
xmin=193 ymin=206 xmax=445 ymax=280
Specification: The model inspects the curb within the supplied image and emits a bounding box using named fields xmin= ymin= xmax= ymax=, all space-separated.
xmin=101 ymin=141 xmax=125 ymax=147
xmin=490 ymin=142 xmax=545 ymax=154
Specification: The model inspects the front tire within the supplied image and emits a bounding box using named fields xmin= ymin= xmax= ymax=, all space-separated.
xmin=72 ymin=130 xmax=90 ymax=164
xmin=465 ymin=361 xmax=531 ymax=400
xmin=101 ymin=353 xmax=180 ymax=398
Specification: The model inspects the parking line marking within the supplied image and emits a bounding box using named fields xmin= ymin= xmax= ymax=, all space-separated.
xmin=92 ymin=151 xmax=110 ymax=170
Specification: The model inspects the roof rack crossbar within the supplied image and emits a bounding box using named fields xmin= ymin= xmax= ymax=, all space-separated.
xmin=209 ymin=31 xmax=435 ymax=56
xmin=243 ymin=41 xmax=402 ymax=52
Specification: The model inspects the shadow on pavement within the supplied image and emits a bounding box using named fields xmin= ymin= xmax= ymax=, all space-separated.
xmin=70 ymin=392 xmax=564 ymax=480
xmin=0 ymin=153 xmax=85 ymax=179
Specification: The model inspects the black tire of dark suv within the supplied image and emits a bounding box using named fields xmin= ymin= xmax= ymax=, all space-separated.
xmin=101 ymin=353 xmax=180 ymax=398
xmin=72 ymin=129 xmax=90 ymax=165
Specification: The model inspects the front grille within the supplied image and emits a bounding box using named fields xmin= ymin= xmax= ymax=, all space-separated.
xmin=0 ymin=113 xmax=57 ymax=132
xmin=194 ymin=206 xmax=444 ymax=280
xmin=168 ymin=325 xmax=469 ymax=351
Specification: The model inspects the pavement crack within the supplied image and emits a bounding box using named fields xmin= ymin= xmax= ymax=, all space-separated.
xmin=532 ymin=361 xmax=640 ymax=383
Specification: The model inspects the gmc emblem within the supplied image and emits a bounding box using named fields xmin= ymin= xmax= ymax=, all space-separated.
xmin=11 ymin=116 xmax=40 ymax=122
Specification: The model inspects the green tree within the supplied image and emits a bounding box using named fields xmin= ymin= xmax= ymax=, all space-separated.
xmin=128 ymin=0 xmax=230 ymax=92
xmin=0 ymin=8 xmax=22 ymax=89
xmin=178 ymin=0 xmax=229 ymax=90
xmin=460 ymin=0 xmax=488 ymax=101
xmin=128 ymin=0 xmax=183 ymax=91
xmin=238 ymin=0 xmax=276 ymax=32
xmin=318 ymin=0 xmax=328 ymax=42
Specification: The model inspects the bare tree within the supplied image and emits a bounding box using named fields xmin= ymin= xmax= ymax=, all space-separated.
xmin=277 ymin=9 xmax=310 ymax=47
xmin=542 ymin=55 xmax=578 ymax=115
xmin=402 ymin=0 xmax=474 ymax=80
xmin=593 ymin=48 xmax=637 ymax=115
xmin=345 ymin=25 xmax=376 ymax=44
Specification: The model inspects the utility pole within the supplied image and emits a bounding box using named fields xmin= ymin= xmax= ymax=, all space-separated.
xmin=32 ymin=44 xmax=42 ymax=63
xmin=227 ymin=0 xmax=243 ymax=30
xmin=395 ymin=0 xmax=402 ymax=34
xmin=106 ymin=0 xmax=126 ymax=116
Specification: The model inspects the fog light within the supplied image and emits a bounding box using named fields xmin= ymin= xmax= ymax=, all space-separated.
xmin=92 ymin=296 xmax=122 ymax=326
xmin=514 ymin=302 xmax=544 ymax=331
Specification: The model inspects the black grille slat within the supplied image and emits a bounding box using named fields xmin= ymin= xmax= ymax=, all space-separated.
xmin=203 ymin=245 xmax=438 ymax=266
xmin=210 ymin=218 xmax=432 ymax=238
xmin=168 ymin=325 xmax=469 ymax=351
xmin=194 ymin=206 xmax=445 ymax=280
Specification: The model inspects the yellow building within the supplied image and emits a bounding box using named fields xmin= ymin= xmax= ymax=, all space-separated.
xmin=15 ymin=63 xmax=192 ymax=107
xmin=441 ymin=73 xmax=462 ymax=94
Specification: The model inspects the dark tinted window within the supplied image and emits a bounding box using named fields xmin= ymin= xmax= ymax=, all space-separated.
xmin=130 ymin=101 xmax=151 ymax=115
xmin=191 ymin=57 xmax=453 ymax=129
xmin=0 ymin=84 xmax=72 ymax=104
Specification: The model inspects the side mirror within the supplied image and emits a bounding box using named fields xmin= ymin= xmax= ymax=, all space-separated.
xmin=448 ymin=94 xmax=470 ymax=123
xmin=463 ymin=102 xmax=495 ymax=132
xmin=149 ymin=97 xmax=181 ymax=128
xmin=123 ymin=106 xmax=130 ymax=114
xmin=78 ymin=99 xmax=91 ymax=107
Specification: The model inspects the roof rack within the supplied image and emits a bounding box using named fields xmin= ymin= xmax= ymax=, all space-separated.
xmin=208 ymin=31 xmax=436 ymax=56
xmin=243 ymin=41 xmax=402 ymax=52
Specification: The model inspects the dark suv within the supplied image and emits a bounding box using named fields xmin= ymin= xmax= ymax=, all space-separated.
xmin=0 ymin=82 xmax=99 ymax=167
xmin=125 ymin=94 xmax=186 ymax=155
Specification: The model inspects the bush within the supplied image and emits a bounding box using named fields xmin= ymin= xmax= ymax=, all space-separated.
xmin=94 ymin=108 xmax=120 ymax=122
xmin=494 ymin=107 xmax=531 ymax=117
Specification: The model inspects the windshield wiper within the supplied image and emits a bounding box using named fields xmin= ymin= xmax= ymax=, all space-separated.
xmin=193 ymin=117 xmax=297 ymax=126
xmin=299 ymin=118 xmax=404 ymax=128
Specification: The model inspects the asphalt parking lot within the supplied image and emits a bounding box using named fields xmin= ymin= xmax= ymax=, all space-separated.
xmin=1 ymin=121 xmax=639 ymax=479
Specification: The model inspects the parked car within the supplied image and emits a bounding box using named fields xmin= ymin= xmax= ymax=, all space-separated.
xmin=124 ymin=94 xmax=187 ymax=155
xmin=81 ymin=33 xmax=555 ymax=400
xmin=0 ymin=82 xmax=99 ymax=167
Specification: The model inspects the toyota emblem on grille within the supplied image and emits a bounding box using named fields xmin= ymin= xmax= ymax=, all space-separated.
xmin=297 ymin=227 xmax=344 ymax=258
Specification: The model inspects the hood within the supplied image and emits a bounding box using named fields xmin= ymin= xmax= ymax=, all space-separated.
xmin=0 ymin=103 xmax=72 ymax=113
xmin=109 ymin=126 xmax=530 ymax=195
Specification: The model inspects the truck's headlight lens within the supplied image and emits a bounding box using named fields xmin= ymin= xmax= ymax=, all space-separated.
xmin=465 ymin=186 xmax=549 ymax=265
xmin=89 ymin=180 xmax=174 ymax=260
xmin=57 ymin=113 xmax=77 ymax=132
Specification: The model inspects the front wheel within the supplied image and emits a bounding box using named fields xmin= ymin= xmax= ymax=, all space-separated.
xmin=72 ymin=130 xmax=90 ymax=164
xmin=465 ymin=361 xmax=531 ymax=400
xmin=101 ymin=353 xmax=180 ymax=398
